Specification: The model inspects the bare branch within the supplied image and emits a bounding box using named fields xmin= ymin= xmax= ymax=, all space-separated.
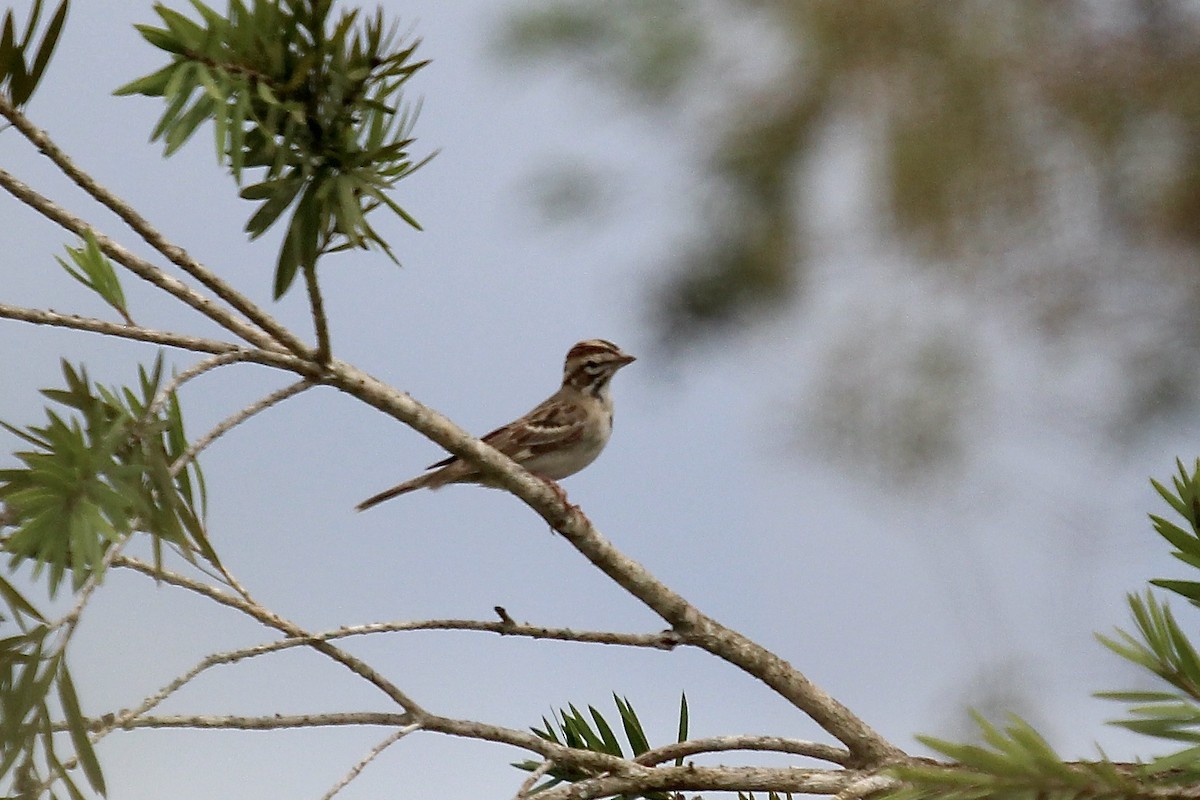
xmin=75 ymin=707 xmax=644 ymax=780
xmin=112 ymin=554 xmax=428 ymax=717
xmin=150 ymin=351 xmax=251 ymax=417
xmin=0 ymin=94 xmax=310 ymax=357
xmin=87 ymin=615 xmax=676 ymax=753
xmin=321 ymin=725 xmax=420 ymax=800
xmin=415 ymin=713 xmax=647 ymax=777
xmin=533 ymin=765 xmax=888 ymax=800
xmin=49 ymin=534 xmax=133 ymax=642
xmin=634 ymin=735 xmax=851 ymax=767
xmin=171 ymin=379 xmax=313 ymax=475
xmin=80 ymin=712 xmax=413 ymax=732
xmin=73 ymin=709 xmax=870 ymax=800
xmin=0 ymin=164 xmax=283 ymax=352
xmin=108 ymin=561 xmax=655 ymax=777
xmin=837 ymin=773 xmax=903 ymax=800
xmin=320 ymin=617 xmax=680 ymax=649
xmin=513 ymin=758 xmax=556 ymax=800
xmin=303 ymin=263 xmax=332 ymax=364
xmin=0 ymin=302 xmax=311 ymax=373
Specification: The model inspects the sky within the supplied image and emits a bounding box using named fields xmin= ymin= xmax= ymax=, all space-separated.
xmin=0 ymin=2 xmax=1195 ymax=798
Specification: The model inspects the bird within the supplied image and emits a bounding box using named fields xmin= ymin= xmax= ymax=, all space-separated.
xmin=355 ymin=339 xmax=636 ymax=511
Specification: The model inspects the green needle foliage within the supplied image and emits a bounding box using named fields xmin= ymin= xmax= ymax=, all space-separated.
xmin=0 ymin=0 xmax=68 ymax=108
xmin=882 ymin=458 xmax=1200 ymax=800
xmin=514 ymin=693 xmax=688 ymax=799
xmin=54 ymin=231 xmax=134 ymax=326
xmin=1096 ymin=460 xmax=1200 ymax=752
xmin=0 ymin=624 xmax=106 ymax=799
xmin=115 ymin=0 xmax=431 ymax=298
xmin=0 ymin=356 xmax=213 ymax=596
xmin=888 ymin=713 xmax=1136 ymax=800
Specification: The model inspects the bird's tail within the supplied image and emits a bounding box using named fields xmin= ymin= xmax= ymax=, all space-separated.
xmin=355 ymin=479 xmax=425 ymax=512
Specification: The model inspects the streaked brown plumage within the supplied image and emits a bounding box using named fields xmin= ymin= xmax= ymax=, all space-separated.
xmin=355 ymin=339 xmax=635 ymax=511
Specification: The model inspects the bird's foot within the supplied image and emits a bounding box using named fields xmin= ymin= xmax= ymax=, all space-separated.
xmin=537 ymin=476 xmax=588 ymax=531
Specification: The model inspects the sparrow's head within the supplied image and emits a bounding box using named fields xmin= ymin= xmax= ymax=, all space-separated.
xmin=562 ymin=339 xmax=636 ymax=397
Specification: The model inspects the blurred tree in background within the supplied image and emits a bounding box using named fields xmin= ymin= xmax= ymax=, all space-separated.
xmin=501 ymin=0 xmax=1200 ymax=480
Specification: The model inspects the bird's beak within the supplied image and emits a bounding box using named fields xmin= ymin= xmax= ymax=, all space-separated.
xmin=617 ymin=352 xmax=636 ymax=367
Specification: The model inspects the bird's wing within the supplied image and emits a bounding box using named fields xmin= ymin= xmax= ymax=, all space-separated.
xmin=425 ymin=393 xmax=584 ymax=468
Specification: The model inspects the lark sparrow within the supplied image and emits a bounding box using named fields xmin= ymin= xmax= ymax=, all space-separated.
xmin=355 ymin=339 xmax=636 ymax=511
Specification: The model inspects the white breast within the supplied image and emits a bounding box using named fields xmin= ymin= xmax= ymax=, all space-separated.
xmin=524 ymin=397 xmax=614 ymax=480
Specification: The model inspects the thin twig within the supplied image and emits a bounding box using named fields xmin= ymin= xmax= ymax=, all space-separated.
xmin=149 ymin=351 xmax=251 ymax=418
xmin=305 ymin=618 xmax=680 ymax=649
xmin=634 ymin=735 xmax=851 ymax=768
xmin=112 ymin=554 xmax=427 ymax=717
xmin=513 ymin=759 xmax=556 ymax=799
xmin=75 ymin=712 xmax=413 ymax=732
xmin=0 ymin=302 xmax=312 ymax=373
xmin=68 ymin=709 xmax=640 ymax=782
xmin=89 ymin=563 xmax=653 ymax=781
xmin=303 ymin=263 xmax=332 ymax=364
xmin=321 ymin=725 xmax=420 ymax=800
xmin=86 ymin=617 xmax=678 ymax=749
xmin=111 ymin=557 xmax=649 ymax=777
xmin=0 ymin=95 xmax=310 ymax=357
xmin=48 ymin=533 xmax=133 ymax=639
xmin=171 ymin=379 xmax=313 ymax=476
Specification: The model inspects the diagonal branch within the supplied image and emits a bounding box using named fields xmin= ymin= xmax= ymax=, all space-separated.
xmin=0 ymin=164 xmax=285 ymax=352
xmin=513 ymin=758 xmax=556 ymax=800
xmin=149 ymin=351 xmax=252 ymax=417
xmin=321 ymin=725 xmax=420 ymax=800
xmin=112 ymin=554 xmax=426 ymax=717
xmin=89 ymin=615 xmax=678 ymax=752
xmin=0 ymin=94 xmax=310 ymax=357
xmin=103 ymin=558 xmax=660 ymax=778
xmin=110 ymin=557 xmax=659 ymax=779
xmin=172 ymin=379 xmax=313 ymax=475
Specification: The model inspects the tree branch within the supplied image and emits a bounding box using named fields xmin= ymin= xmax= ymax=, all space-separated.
xmin=312 ymin=617 xmax=681 ymax=649
xmin=0 ymin=303 xmax=312 ymax=372
xmin=321 ymin=725 xmax=420 ymax=800
xmin=171 ymin=379 xmax=313 ymax=475
xmin=634 ymin=735 xmax=852 ymax=767
xmin=303 ymin=263 xmax=332 ymax=364
xmin=149 ymin=351 xmax=252 ymax=417
xmin=0 ymin=94 xmax=310 ymax=357
xmin=108 ymin=556 xmax=648 ymax=776
xmin=112 ymin=554 xmax=427 ymax=718
xmin=81 ymin=711 xmax=414 ymax=732
xmin=0 ymin=164 xmax=284 ymax=352
xmin=86 ymin=615 xmax=677 ymax=755
xmin=533 ymin=765 xmax=891 ymax=800
xmin=514 ymin=759 xmax=556 ymax=799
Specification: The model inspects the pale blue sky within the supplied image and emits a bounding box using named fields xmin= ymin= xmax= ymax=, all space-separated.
xmin=0 ymin=2 xmax=1190 ymax=797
